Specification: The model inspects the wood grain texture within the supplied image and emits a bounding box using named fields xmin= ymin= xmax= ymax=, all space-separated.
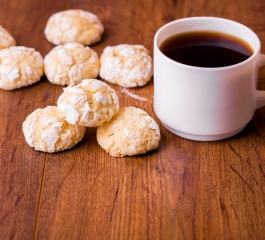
xmin=0 ymin=0 xmax=265 ymax=239
xmin=0 ymin=0 xmax=68 ymax=239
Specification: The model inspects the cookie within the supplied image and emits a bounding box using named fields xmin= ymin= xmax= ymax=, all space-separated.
xmin=0 ymin=46 xmax=44 ymax=90
xmin=0 ymin=25 xmax=16 ymax=50
xmin=99 ymin=44 xmax=153 ymax=88
xmin=57 ymin=79 xmax=119 ymax=127
xmin=97 ymin=107 xmax=160 ymax=157
xmin=22 ymin=106 xmax=86 ymax=153
xmin=44 ymin=43 xmax=99 ymax=85
xmin=44 ymin=9 xmax=104 ymax=46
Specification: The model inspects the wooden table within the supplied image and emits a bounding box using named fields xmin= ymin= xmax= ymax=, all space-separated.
xmin=1 ymin=0 xmax=265 ymax=239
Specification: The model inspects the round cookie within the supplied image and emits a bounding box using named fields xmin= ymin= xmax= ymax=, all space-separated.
xmin=22 ymin=106 xmax=86 ymax=153
xmin=99 ymin=44 xmax=153 ymax=88
xmin=0 ymin=25 xmax=16 ymax=50
xmin=0 ymin=46 xmax=44 ymax=90
xmin=44 ymin=9 xmax=104 ymax=45
xmin=97 ymin=107 xmax=160 ymax=157
xmin=57 ymin=79 xmax=119 ymax=127
xmin=44 ymin=43 xmax=99 ymax=85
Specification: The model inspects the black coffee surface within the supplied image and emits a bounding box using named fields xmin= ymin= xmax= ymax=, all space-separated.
xmin=159 ymin=31 xmax=253 ymax=68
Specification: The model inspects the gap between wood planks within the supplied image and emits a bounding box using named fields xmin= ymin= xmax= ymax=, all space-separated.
xmin=33 ymin=83 xmax=59 ymax=239
xmin=32 ymin=0 xmax=69 ymax=226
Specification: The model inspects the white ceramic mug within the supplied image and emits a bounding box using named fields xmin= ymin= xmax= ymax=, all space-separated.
xmin=154 ymin=17 xmax=265 ymax=141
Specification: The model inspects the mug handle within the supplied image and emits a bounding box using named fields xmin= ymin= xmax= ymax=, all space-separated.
xmin=256 ymin=53 xmax=265 ymax=109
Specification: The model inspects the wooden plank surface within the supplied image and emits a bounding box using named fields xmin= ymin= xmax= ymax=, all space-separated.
xmin=0 ymin=0 xmax=265 ymax=239
xmin=0 ymin=1 xmax=66 ymax=239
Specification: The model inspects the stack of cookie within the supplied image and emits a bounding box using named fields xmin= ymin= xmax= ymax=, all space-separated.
xmin=23 ymin=78 xmax=160 ymax=157
xmin=23 ymin=79 xmax=120 ymax=154
xmin=0 ymin=9 xmax=160 ymax=157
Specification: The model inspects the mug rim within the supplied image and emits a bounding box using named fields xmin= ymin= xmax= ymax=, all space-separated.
xmin=154 ymin=16 xmax=261 ymax=71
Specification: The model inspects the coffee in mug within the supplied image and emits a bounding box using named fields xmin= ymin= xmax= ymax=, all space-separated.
xmin=159 ymin=31 xmax=253 ymax=68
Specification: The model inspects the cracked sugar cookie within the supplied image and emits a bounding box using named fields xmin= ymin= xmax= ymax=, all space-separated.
xmin=57 ymin=79 xmax=119 ymax=127
xmin=0 ymin=46 xmax=43 ymax=90
xmin=44 ymin=9 xmax=104 ymax=45
xmin=97 ymin=107 xmax=160 ymax=157
xmin=99 ymin=44 xmax=153 ymax=88
xmin=22 ymin=106 xmax=86 ymax=153
xmin=44 ymin=43 xmax=99 ymax=85
xmin=0 ymin=25 xmax=16 ymax=50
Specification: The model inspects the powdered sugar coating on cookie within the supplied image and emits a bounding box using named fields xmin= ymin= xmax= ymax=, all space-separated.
xmin=0 ymin=46 xmax=43 ymax=90
xmin=44 ymin=9 xmax=104 ymax=45
xmin=99 ymin=44 xmax=153 ymax=88
xmin=0 ymin=26 xmax=16 ymax=50
xmin=22 ymin=106 xmax=86 ymax=153
xmin=57 ymin=79 xmax=119 ymax=127
xmin=44 ymin=43 xmax=99 ymax=85
xmin=97 ymin=107 xmax=160 ymax=157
